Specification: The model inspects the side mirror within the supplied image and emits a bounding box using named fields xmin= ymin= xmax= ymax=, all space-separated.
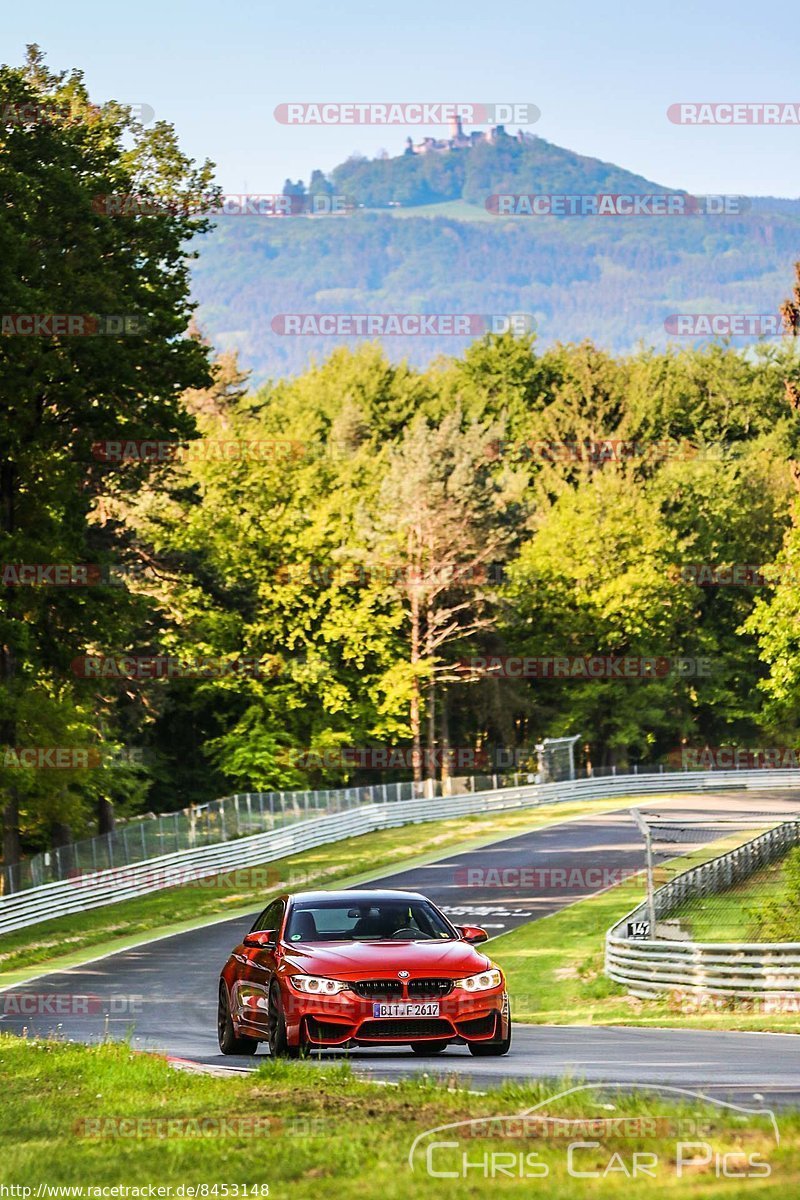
xmin=459 ymin=925 xmax=488 ymax=945
xmin=243 ymin=929 xmax=276 ymax=949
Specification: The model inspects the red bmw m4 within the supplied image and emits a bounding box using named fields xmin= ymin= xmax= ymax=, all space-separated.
xmin=218 ymin=889 xmax=511 ymax=1057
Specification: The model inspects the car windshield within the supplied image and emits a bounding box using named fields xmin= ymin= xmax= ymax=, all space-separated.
xmin=284 ymin=898 xmax=457 ymax=943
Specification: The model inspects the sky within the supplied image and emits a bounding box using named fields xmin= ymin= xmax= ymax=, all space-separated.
xmin=2 ymin=0 xmax=797 ymax=198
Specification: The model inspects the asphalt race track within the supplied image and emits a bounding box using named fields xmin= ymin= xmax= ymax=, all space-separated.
xmin=3 ymin=791 xmax=800 ymax=1105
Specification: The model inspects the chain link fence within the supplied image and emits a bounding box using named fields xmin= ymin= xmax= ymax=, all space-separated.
xmin=607 ymin=817 xmax=800 ymax=995
xmin=644 ymin=817 xmax=800 ymax=942
xmin=3 ymin=771 xmax=528 ymax=895
xmin=6 ymin=738 xmax=791 ymax=897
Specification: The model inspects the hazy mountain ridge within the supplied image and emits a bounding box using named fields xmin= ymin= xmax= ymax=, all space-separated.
xmin=192 ymin=137 xmax=800 ymax=382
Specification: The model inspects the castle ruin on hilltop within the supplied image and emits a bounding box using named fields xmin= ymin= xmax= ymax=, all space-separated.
xmin=404 ymin=117 xmax=536 ymax=156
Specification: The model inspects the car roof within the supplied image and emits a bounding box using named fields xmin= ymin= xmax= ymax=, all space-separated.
xmin=287 ymin=889 xmax=429 ymax=903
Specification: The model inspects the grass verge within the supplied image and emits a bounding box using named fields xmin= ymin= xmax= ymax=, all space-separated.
xmin=0 ymin=796 xmax=632 ymax=983
xmin=0 ymin=1035 xmax=796 ymax=1194
xmin=491 ymin=829 xmax=800 ymax=1033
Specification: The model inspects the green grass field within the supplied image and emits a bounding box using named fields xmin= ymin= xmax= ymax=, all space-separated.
xmin=0 ymin=796 xmax=631 ymax=982
xmin=1 ymin=1035 xmax=795 ymax=1195
xmin=669 ymin=851 xmax=800 ymax=942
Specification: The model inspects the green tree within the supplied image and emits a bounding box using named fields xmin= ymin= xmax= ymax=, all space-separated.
xmin=0 ymin=47 xmax=216 ymax=877
xmin=363 ymin=409 xmax=513 ymax=782
xmin=502 ymin=470 xmax=697 ymax=766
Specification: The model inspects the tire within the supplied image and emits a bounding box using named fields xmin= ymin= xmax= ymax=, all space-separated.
xmin=410 ymin=1040 xmax=449 ymax=1055
xmin=267 ymin=981 xmax=302 ymax=1059
xmin=217 ymin=982 xmax=259 ymax=1056
xmin=468 ymin=1014 xmax=512 ymax=1057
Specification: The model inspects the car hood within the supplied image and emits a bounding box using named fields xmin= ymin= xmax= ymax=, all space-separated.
xmin=280 ymin=938 xmax=492 ymax=978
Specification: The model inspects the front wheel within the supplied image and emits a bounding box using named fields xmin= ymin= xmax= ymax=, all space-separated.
xmin=267 ymin=982 xmax=302 ymax=1058
xmin=218 ymin=982 xmax=259 ymax=1056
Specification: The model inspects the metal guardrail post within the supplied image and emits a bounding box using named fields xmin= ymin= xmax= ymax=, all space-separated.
xmin=630 ymin=808 xmax=657 ymax=938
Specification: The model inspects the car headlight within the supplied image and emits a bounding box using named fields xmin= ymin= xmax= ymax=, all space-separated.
xmin=454 ymin=968 xmax=503 ymax=992
xmin=290 ymin=974 xmax=349 ymax=996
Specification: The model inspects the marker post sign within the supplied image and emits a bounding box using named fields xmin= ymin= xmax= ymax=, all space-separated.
xmin=630 ymin=807 xmax=657 ymax=939
xmin=627 ymin=920 xmax=651 ymax=938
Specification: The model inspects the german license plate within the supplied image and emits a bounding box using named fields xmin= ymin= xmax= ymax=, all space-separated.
xmin=372 ymin=1002 xmax=440 ymax=1018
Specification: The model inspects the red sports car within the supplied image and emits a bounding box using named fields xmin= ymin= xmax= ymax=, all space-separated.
xmin=218 ymin=889 xmax=511 ymax=1057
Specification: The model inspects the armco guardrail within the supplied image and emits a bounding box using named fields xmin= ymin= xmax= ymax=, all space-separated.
xmin=0 ymin=785 xmax=534 ymax=935
xmin=2 ymin=767 xmax=799 ymax=936
xmin=606 ymin=817 xmax=800 ymax=997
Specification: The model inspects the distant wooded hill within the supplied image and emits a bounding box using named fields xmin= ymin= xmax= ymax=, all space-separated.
xmin=191 ymin=135 xmax=800 ymax=381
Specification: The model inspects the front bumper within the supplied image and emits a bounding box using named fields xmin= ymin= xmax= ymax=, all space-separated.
xmin=279 ymin=983 xmax=510 ymax=1047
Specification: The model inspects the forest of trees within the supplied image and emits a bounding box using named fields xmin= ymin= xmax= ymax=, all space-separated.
xmin=5 ymin=50 xmax=800 ymax=872
xmin=194 ymin=191 xmax=800 ymax=381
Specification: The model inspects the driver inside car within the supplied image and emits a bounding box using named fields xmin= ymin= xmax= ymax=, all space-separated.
xmin=353 ymin=905 xmax=412 ymax=938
